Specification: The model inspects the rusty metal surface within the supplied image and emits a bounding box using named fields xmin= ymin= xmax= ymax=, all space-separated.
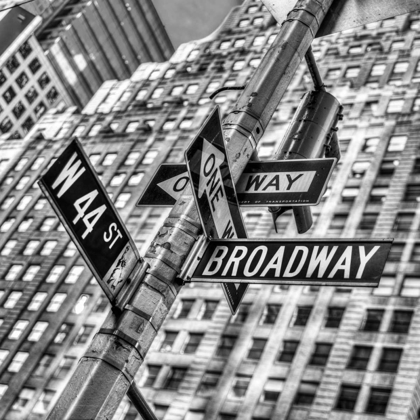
xmin=262 ymin=0 xmax=420 ymax=37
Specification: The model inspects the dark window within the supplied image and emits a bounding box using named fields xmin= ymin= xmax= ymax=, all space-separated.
xmin=25 ymin=86 xmax=38 ymax=104
xmin=200 ymin=300 xmax=218 ymax=320
xmin=198 ymin=371 xmax=219 ymax=396
xmin=162 ymin=367 xmax=187 ymax=390
xmin=247 ymin=338 xmax=267 ymax=360
xmin=261 ymin=304 xmax=281 ymax=324
xmin=54 ymin=323 xmax=73 ymax=344
xmin=389 ymin=310 xmax=413 ymax=333
xmin=361 ymin=309 xmax=384 ymax=331
xmin=22 ymin=117 xmax=34 ymax=134
xmin=29 ymin=58 xmax=41 ymax=74
xmin=216 ymin=335 xmax=236 ymax=358
xmin=46 ymin=86 xmax=59 ymax=104
xmin=404 ymin=183 xmax=420 ymax=202
xmin=0 ymin=117 xmax=12 ymax=134
xmin=73 ymin=325 xmax=94 ymax=344
xmin=393 ymin=212 xmax=414 ymax=231
xmin=377 ymin=348 xmax=402 ymax=372
xmin=231 ymin=375 xmax=251 ymax=398
xmin=6 ymin=55 xmax=19 ymax=73
xmin=0 ymin=69 xmax=6 ymax=86
xmin=143 ymin=365 xmax=160 ymax=387
xmin=365 ymin=388 xmax=391 ymax=414
xmin=388 ymin=243 xmax=404 ymax=261
xmin=19 ymin=41 xmax=32 ymax=59
xmin=31 ymin=354 xmax=54 ymax=377
xmin=278 ymin=340 xmax=299 ymax=363
xmin=3 ymin=86 xmax=16 ymax=103
xmin=16 ymin=72 xmax=29 ymax=88
xmin=38 ymin=72 xmax=51 ymax=89
xmin=294 ymin=382 xmax=318 ymax=406
xmin=358 ymin=213 xmax=377 ymax=231
xmin=231 ymin=303 xmax=251 ymax=323
xmin=309 ymin=343 xmax=332 ymax=366
xmin=293 ymin=306 xmax=312 ymax=326
xmin=34 ymin=101 xmax=46 ymax=118
xmin=183 ymin=333 xmax=203 ymax=354
xmin=53 ymin=356 xmax=76 ymax=379
xmin=325 ymin=307 xmax=345 ymax=328
xmin=336 ymin=385 xmax=360 ymax=411
xmin=160 ymin=331 xmax=177 ymax=352
xmin=347 ymin=346 xmax=372 ymax=370
xmin=173 ymin=299 xmax=194 ymax=319
xmin=92 ymin=296 xmax=108 ymax=313
xmin=12 ymin=101 xmax=25 ymax=119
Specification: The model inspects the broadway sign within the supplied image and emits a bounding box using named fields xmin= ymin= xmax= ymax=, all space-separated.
xmin=190 ymin=239 xmax=393 ymax=287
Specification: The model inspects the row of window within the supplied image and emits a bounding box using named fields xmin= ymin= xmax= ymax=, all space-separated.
xmin=0 ymin=42 xmax=34 ymax=83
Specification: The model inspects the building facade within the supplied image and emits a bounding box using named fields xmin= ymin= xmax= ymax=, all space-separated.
xmin=1 ymin=1 xmax=420 ymax=420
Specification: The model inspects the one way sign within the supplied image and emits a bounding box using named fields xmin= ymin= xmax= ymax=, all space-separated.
xmin=185 ymin=106 xmax=248 ymax=314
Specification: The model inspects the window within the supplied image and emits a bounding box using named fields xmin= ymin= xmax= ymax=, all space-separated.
xmin=46 ymin=265 xmax=65 ymax=283
xmin=230 ymin=375 xmax=251 ymax=398
xmin=230 ymin=303 xmax=251 ymax=324
xmin=369 ymin=186 xmax=388 ymax=203
xmin=370 ymin=64 xmax=386 ymax=77
xmin=32 ymin=389 xmax=56 ymax=414
xmin=12 ymin=388 xmax=35 ymax=410
xmin=31 ymin=354 xmax=53 ymax=377
xmin=373 ymin=276 xmax=395 ymax=296
xmin=65 ymin=266 xmax=84 ymax=284
xmin=39 ymin=217 xmax=56 ymax=231
xmin=260 ymin=304 xmax=281 ymax=324
xmin=247 ymin=338 xmax=267 ymax=360
xmin=135 ymin=89 xmax=147 ymax=101
xmin=400 ymin=276 xmax=420 ymax=297
xmin=198 ymin=300 xmax=218 ymax=320
xmin=31 ymin=157 xmax=45 ymax=170
xmin=63 ymin=241 xmax=77 ymax=257
xmin=362 ymin=137 xmax=380 ymax=153
xmin=46 ymin=86 xmax=59 ymax=104
xmin=238 ymin=19 xmax=250 ymax=28
xmin=336 ymin=384 xmax=360 ymax=411
xmin=19 ymin=41 xmax=32 ymax=58
xmin=5 ymin=264 xmax=23 ymax=280
xmin=389 ymin=310 xmax=413 ymax=333
xmin=88 ymin=124 xmax=101 ymax=137
xmin=40 ymin=240 xmax=57 ymax=256
xmin=6 ymin=55 xmax=19 ymax=73
xmin=198 ymin=371 xmax=219 ymax=396
xmin=173 ymin=299 xmax=194 ymax=319
xmin=365 ymin=388 xmax=391 ymax=414
xmin=35 ymin=101 xmax=46 ymax=118
xmin=127 ymin=172 xmax=144 ymax=186
xmin=2 ymin=239 xmax=17 ymax=256
xmin=25 ymin=86 xmax=38 ymax=104
xmin=115 ymin=192 xmax=131 ymax=208
xmin=179 ymin=118 xmax=193 ymax=129
xmin=72 ymin=123 xmax=84 ymax=138
xmin=27 ymin=292 xmax=48 ymax=311
xmin=54 ymin=356 xmax=76 ymax=379
xmin=89 ymin=153 xmax=101 ymax=166
xmin=182 ymin=333 xmax=203 ymax=354
xmin=15 ymin=175 xmax=30 ymax=190
xmin=216 ymin=335 xmax=236 ymax=357
xmin=361 ymin=309 xmax=384 ymax=331
xmin=162 ymin=119 xmax=176 ymax=130
xmin=74 ymin=325 xmax=94 ymax=344
xmin=253 ymin=35 xmax=265 ymax=47
xmin=261 ymin=379 xmax=283 ymax=403
xmin=393 ymin=61 xmax=408 ymax=74
xmin=387 ymin=135 xmax=407 ymax=152
xmin=170 ymin=85 xmax=183 ymax=96
xmin=142 ymin=365 xmax=161 ymax=387
xmin=388 ymin=243 xmax=404 ymax=261
xmin=9 ymin=320 xmax=29 ymax=340
xmin=294 ymin=382 xmax=318 ymax=406
xmin=102 ymin=153 xmax=118 ymax=166
xmin=141 ymin=150 xmax=159 ymax=165
xmin=162 ymin=367 xmax=187 ymax=390
xmin=1 ymin=217 xmax=15 ymax=232
xmin=292 ymin=306 xmax=312 ymax=326
xmin=326 ymin=68 xmax=341 ymax=80
xmin=232 ymin=60 xmax=245 ymax=71
xmin=309 ymin=343 xmax=332 ymax=366
xmin=92 ymin=296 xmax=108 ymax=313
xmin=72 ymin=294 xmax=90 ymax=314
xmin=186 ymin=84 xmax=199 ymax=94
xmin=151 ymin=87 xmax=163 ymax=98
xmin=54 ymin=323 xmax=73 ymax=344
xmin=4 ymin=291 xmax=22 ymax=309
xmin=0 ymin=116 xmax=12 ymax=133
xmin=387 ymin=99 xmax=404 ymax=113
xmin=28 ymin=321 xmax=48 ymax=341
xmin=278 ymin=340 xmax=299 ymax=362
xmin=377 ymin=347 xmax=402 ymax=373
xmin=347 ymin=346 xmax=372 ymax=370
xmin=341 ymin=187 xmax=359 ymax=202
xmin=29 ymin=58 xmax=41 ymax=74
xmin=325 ymin=307 xmax=345 ymax=328
xmin=0 ymin=350 xmax=9 ymax=367
xmin=345 ymin=67 xmax=360 ymax=78
xmin=38 ymin=72 xmax=50 ymax=89
xmin=23 ymin=240 xmax=40 ymax=255
xmin=47 ymin=293 xmax=67 ymax=312
xmin=351 ymin=161 xmax=370 ymax=178
xmin=253 ymin=17 xmax=264 ymax=26
xmin=8 ymin=352 xmax=29 ymax=372
xmin=206 ymin=81 xmax=220 ymax=93
xmin=109 ymin=173 xmax=126 ymax=187
xmin=160 ymin=331 xmax=178 ymax=352
xmin=12 ymin=101 xmax=25 ymax=119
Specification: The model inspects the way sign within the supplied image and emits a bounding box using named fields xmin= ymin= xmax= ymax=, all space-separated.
xmin=38 ymin=138 xmax=142 ymax=308
xmin=185 ymin=106 xmax=248 ymax=314
xmin=138 ymin=158 xmax=335 ymax=207
xmin=189 ymin=238 xmax=393 ymax=287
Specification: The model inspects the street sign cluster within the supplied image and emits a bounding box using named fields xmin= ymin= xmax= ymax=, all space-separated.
xmin=39 ymin=107 xmax=392 ymax=315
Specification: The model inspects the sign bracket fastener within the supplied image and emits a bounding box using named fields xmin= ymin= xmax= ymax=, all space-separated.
xmin=178 ymin=235 xmax=208 ymax=283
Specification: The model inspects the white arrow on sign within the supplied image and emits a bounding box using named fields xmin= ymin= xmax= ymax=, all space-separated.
xmin=198 ymin=138 xmax=238 ymax=239
xmin=157 ymin=171 xmax=189 ymax=201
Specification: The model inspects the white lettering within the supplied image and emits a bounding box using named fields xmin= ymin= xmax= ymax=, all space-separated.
xmin=356 ymin=246 xmax=380 ymax=278
xmin=52 ymin=152 xmax=86 ymax=198
xmin=283 ymin=246 xmax=308 ymax=277
xmin=104 ymin=223 xmax=123 ymax=249
xmin=244 ymin=246 xmax=267 ymax=277
xmin=202 ymin=246 xmax=228 ymax=276
xmin=328 ymin=246 xmax=352 ymax=278
xmin=81 ymin=205 xmax=106 ymax=239
xmin=73 ymin=190 xmax=98 ymax=224
xmin=261 ymin=246 xmax=285 ymax=277
xmin=222 ymin=246 xmax=248 ymax=276
xmin=306 ymin=246 xmax=338 ymax=278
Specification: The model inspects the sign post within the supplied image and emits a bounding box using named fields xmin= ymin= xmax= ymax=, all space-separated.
xmin=184 ymin=106 xmax=248 ymax=314
xmin=38 ymin=138 xmax=143 ymax=309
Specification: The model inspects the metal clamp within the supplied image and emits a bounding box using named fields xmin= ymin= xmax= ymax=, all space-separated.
xmin=179 ymin=235 xmax=208 ymax=282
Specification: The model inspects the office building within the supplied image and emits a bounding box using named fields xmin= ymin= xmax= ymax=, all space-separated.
xmin=1 ymin=1 xmax=420 ymax=419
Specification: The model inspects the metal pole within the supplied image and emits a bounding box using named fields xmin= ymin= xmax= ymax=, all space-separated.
xmin=127 ymin=383 xmax=159 ymax=420
xmin=47 ymin=1 xmax=335 ymax=419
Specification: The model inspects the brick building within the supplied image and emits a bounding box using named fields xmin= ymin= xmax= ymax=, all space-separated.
xmin=1 ymin=1 xmax=420 ymax=419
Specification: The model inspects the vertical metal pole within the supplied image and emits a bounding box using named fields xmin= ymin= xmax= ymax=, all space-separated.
xmin=47 ymin=1 xmax=335 ymax=418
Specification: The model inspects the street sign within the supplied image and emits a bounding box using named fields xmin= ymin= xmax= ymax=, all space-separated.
xmin=262 ymin=0 xmax=420 ymax=38
xmin=185 ymin=106 xmax=248 ymax=314
xmin=236 ymin=158 xmax=335 ymax=206
xmin=189 ymin=238 xmax=393 ymax=287
xmin=137 ymin=158 xmax=335 ymax=207
xmin=137 ymin=164 xmax=188 ymax=207
xmin=38 ymin=138 xmax=142 ymax=307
